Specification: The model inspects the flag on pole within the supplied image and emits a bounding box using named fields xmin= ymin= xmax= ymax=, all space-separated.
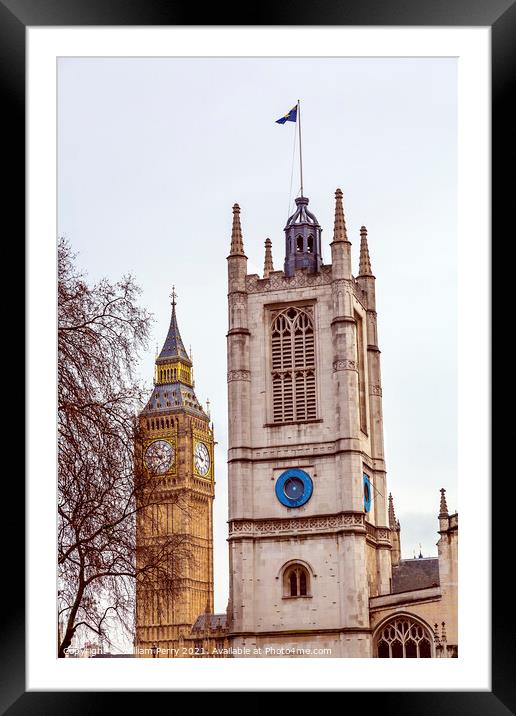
xmin=275 ymin=105 xmax=298 ymax=124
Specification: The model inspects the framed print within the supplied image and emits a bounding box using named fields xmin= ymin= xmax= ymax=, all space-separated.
xmin=4 ymin=0 xmax=507 ymax=708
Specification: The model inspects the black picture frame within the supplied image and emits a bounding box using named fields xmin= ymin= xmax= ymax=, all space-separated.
xmin=5 ymin=0 xmax=505 ymax=709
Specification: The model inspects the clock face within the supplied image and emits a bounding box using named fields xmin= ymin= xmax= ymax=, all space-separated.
xmin=194 ymin=442 xmax=210 ymax=477
xmin=275 ymin=469 xmax=313 ymax=508
xmin=144 ymin=440 xmax=174 ymax=475
xmin=363 ymin=474 xmax=372 ymax=513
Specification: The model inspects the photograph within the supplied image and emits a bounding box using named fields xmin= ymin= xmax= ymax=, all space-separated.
xmin=57 ymin=55 xmax=458 ymax=660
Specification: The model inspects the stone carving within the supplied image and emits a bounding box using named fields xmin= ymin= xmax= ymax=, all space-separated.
xmin=229 ymin=512 xmax=366 ymax=537
xmin=365 ymin=524 xmax=391 ymax=544
xmin=227 ymin=370 xmax=251 ymax=382
xmin=331 ymin=278 xmax=353 ymax=300
xmin=228 ymin=292 xmax=247 ymax=309
xmin=246 ymin=266 xmax=333 ymax=293
xmin=333 ymin=359 xmax=358 ymax=372
xmin=254 ymin=443 xmax=333 ymax=458
xmin=370 ymin=384 xmax=383 ymax=396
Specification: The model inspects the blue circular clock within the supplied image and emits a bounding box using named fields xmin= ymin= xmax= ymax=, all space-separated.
xmin=363 ymin=474 xmax=372 ymax=513
xmin=275 ymin=469 xmax=313 ymax=508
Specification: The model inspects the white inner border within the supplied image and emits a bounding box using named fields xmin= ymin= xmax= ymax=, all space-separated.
xmin=27 ymin=27 xmax=490 ymax=691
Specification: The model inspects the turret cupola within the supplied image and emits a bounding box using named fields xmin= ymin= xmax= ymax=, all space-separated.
xmin=284 ymin=196 xmax=322 ymax=277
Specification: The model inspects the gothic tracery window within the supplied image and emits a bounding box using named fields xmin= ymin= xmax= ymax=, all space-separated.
xmin=375 ymin=617 xmax=433 ymax=658
xmin=271 ymin=307 xmax=316 ymax=423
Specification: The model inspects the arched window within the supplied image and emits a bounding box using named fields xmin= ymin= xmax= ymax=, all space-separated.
xmin=283 ymin=564 xmax=311 ymax=598
xmin=299 ymin=570 xmax=307 ymax=596
xmin=307 ymin=234 xmax=314 ymax=254
xmin=271 ymin=307 xmax=316 ymax=423
xmin=296 ymin=235 xmax=304 ymax=252
xmin=289 ymin=571 xmax=297 ymax=596
xmin=375 ymin=616 xmax=433 ymax=658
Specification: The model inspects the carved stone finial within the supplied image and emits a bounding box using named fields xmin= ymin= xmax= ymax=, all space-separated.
xmin=263 ymin=238 xmax=274 ymax=278
xmin=332 ymin=188 xmax=348 ymax=243
xmin=388 ymin=492 xmax=397 ymax=529
xmin=439 ymin=488 xmax=449 ymax=517
xmin=358 ymin=226 xmax=373 ymax=276
xmin=230 ymin=203 xmax=245 ymax=255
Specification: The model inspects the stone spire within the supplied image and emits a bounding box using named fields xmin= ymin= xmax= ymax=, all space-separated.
xmin=332 ymin=188 xmax=348 ymax=242
xmin=358 ymin=225 xmax=373 ymax=276
xmin=229 ymin=203 xmax=245 ymax=255
xmin=439 ymin=488 xmax=449 ymax=517
xmin=388 ymin=492 xmax=397 ymax=529
xmin=157 ymin=287 xmax=191 ymax=364
xmin=263 ymin=238 xmax=274 ymax=278
xmin=144 ymin=289 xmax=209 ymax=415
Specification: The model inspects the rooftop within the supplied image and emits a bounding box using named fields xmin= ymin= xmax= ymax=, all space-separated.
xmin=391 ymin=558 xmax=440 ymax=594
xmin=191 ymin=613 xmax=228 ymax=633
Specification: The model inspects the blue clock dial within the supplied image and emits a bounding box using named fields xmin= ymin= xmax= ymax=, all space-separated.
xmin=275 ymin=469 xmax=313 ymax=508
xmin=363 ymin=474 xmax=372 ymax=513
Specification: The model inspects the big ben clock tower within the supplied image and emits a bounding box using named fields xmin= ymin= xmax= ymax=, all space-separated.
xmin=135 ymin=289 xmax=215 ymax=657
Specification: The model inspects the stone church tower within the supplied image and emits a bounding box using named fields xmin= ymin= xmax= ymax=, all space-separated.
xmin=226 ymin=191 xmax=392 ymax=657
xmin=135 ymin=292 xmax=215 ymax=657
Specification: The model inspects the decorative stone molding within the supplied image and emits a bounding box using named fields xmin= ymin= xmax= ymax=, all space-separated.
xmin=370 ymin=384 xmax=383 ymax=396
xmin=253 ymin=442 xmax=334 ymax=459
xmin=365 ymin=523 xmax=392 ymax=545
xmin=245 ymin=266 xmax=333 ymax=293
xmin=228 ymin=292 xmax=247 ymax=309
xmin=227 ymin=369 xmax=251 ymax=382
xmin=331 ymin=278 xmax=354 ymax=301
xmin=229 ymin=512 xmax=365 ymax=539
xmin=333 ymin=359 xmax=358 ymax=372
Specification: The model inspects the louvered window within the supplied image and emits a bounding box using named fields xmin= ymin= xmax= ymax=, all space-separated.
xmin=271 ymin=307 xmax=316 ymax=423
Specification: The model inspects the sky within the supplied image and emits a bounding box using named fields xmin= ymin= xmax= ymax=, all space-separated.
xmin=58 ymin=57 xmax=457 ymax=617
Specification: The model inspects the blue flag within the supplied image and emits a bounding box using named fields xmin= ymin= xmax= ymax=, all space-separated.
xmin=276 ymin=105 xmax=297 ymax=124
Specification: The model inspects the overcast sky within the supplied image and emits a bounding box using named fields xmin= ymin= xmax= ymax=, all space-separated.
xmin=58 ymin=57 xmax=457 ymax=616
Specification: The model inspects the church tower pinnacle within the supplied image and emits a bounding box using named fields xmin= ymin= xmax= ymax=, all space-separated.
xmin=332 ymin=187 xmax=348 ymax=242
xmin=229 ymin=203 xmax=245 ymax=256
xmin=330 ymin=188 xmax=352 ymax=280
xmin=263 ymin=238 xmax=274 ymax=278
xmin=358 ymin=225 xmax=373 ymax=277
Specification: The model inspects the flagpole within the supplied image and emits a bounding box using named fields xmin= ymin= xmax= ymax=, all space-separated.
xmin=297 ymin=99 xmax=304 ymax=197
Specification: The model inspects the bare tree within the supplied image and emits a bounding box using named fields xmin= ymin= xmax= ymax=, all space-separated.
xmin=58 ymin=239 xmax=190 ymax=657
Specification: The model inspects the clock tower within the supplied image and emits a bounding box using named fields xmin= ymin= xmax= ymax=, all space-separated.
xmin=226 ymin=192 xmax=392 ymax=657
xmin=135 ymin=290 xmax=215 ymax=657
